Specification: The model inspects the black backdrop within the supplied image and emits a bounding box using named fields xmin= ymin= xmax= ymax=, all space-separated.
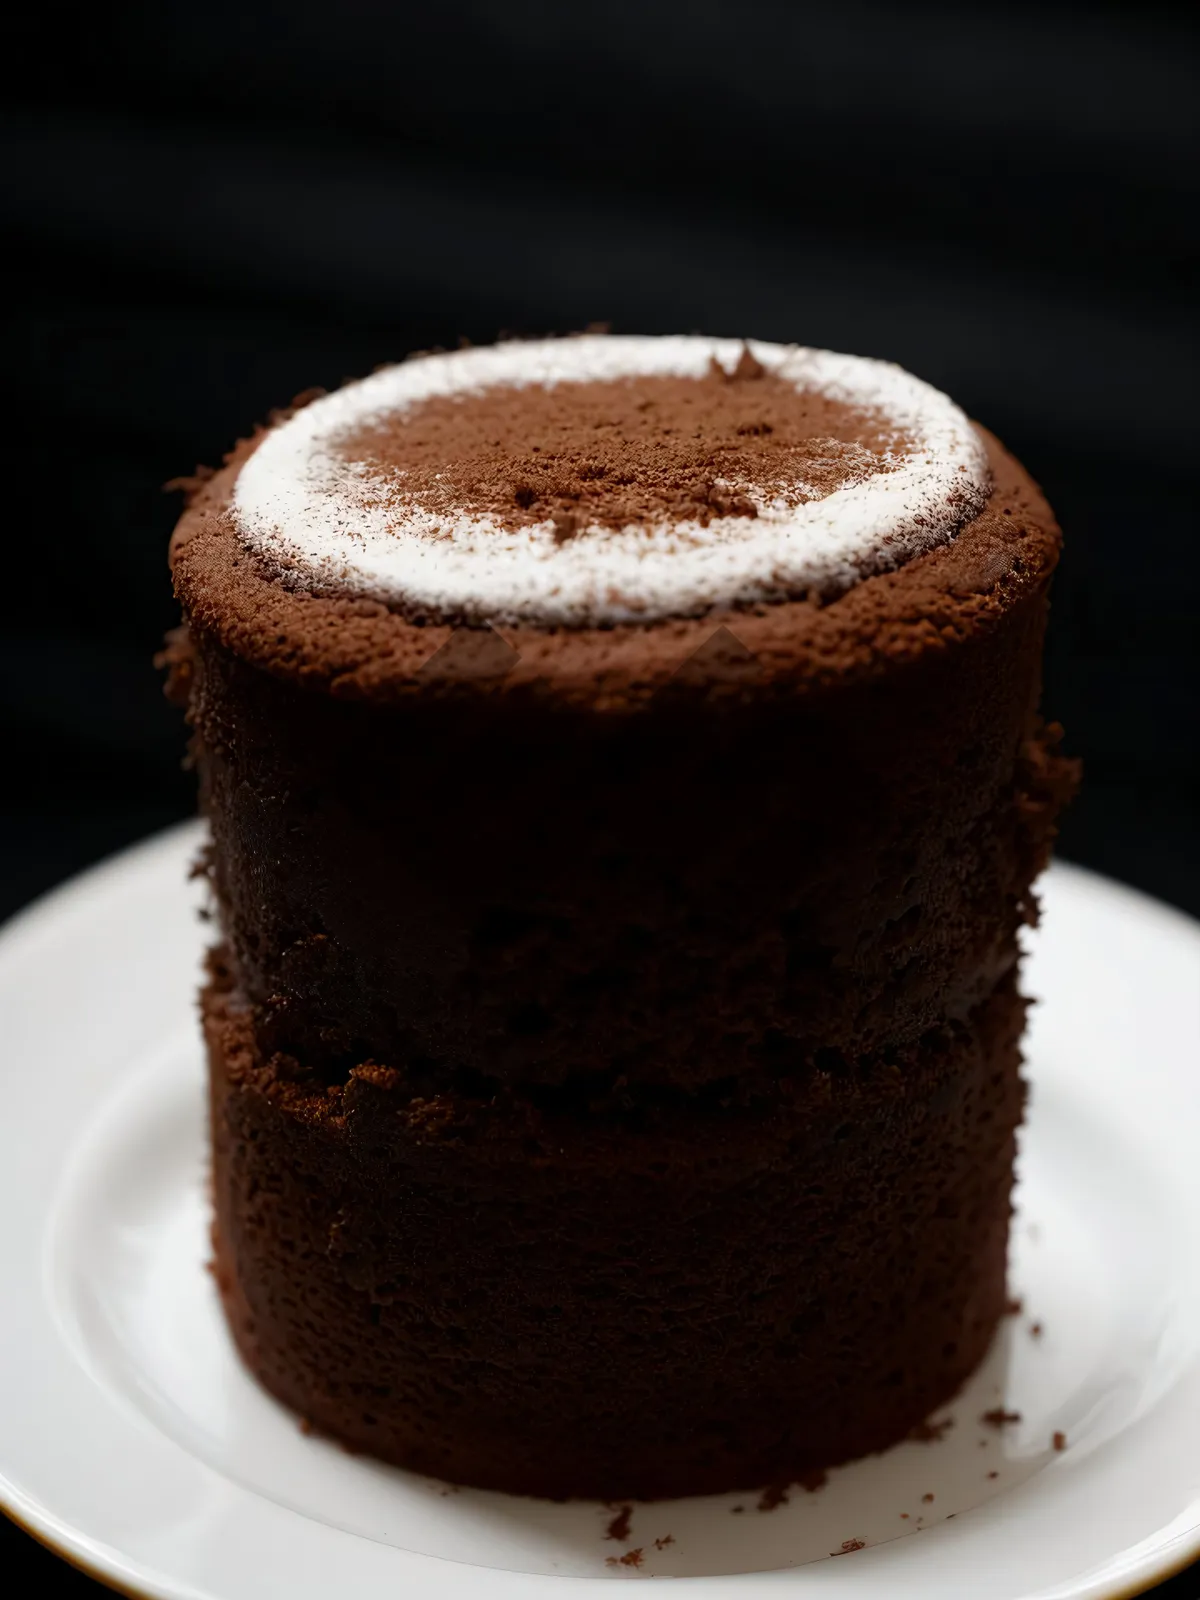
xmin=3 ymin=2 xmax=1198 ymax=1593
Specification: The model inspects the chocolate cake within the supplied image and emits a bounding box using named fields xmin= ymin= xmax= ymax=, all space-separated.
xmin=166 ymin=335 xmax=1076 ymax=1499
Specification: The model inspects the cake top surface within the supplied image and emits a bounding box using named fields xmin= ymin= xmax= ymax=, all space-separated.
xmin=170 ymin=335 xmax=1061 ymax=705
xmin=229 ymin=336 xmax=990 ymax=627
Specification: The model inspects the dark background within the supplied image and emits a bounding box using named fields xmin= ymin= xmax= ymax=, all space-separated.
xmin=2 ymin=2 xmax=1198 ymax=1593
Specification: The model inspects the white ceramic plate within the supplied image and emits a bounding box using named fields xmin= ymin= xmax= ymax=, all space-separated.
xmin=1 ymin=824 xmax=1198 ymax=1600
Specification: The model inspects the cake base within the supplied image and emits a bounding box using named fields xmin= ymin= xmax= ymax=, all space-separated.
xmin=206 ymin=955 xmax=1026 ymax=1500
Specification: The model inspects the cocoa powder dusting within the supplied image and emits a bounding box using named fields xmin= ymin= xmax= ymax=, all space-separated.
xmin=340 ymin=365 xmax=906 ymax=539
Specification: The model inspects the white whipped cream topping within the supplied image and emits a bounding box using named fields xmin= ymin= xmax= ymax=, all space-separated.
xmin=232 ymin=335 xmax=989 ymax=626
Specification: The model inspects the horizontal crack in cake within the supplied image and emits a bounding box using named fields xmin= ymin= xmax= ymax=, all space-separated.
xmin=166 ymin=335 xmax=1077 ymax=1498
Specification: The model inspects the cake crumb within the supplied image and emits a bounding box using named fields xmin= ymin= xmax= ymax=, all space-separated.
xmin=921 ymin=1492 xmax=935 ymax=1503
xmin=709 ymin=344 xmax=767 ymax=383
xmin=604 ymin=1548 xmax=644 ymax=1568
xmin=734 ymin=344 xmax=767 ymax=382
xmin=298 ymin=1417 xmax=313 ymax=1436
xmin=1005 ymin=1295 xmax=1024 ymax=1316
xmin=900 ymin=1512 xmax=910 ymax=1519
xmin=756 ymin=1467 xmax=826 ymax=1511
xmin=987 ymin=1470 xmax=999 ymax=1479
xmin=831 ymin=1538 xmax=866 ymax=1556
xmin=909 ymin=1415 xmax=954 ymax=1443
xmin=1052 ymin=1431 xmax=1067 ymax=1452
xmin=757 ymin=1482 xmax=790 ymax=1511
xmin=731 ymin=1504 xmax=745 ymax=1514
xmin=654 ymin=1535 xmax=675 ymax=1550
xmin=1030 ymin=1322 xmax=1043 ymax=1339
xmin=981 ymin=1408 xmax=1022 ymax=1428
xmin=605 ymin=1504 xmax=634 ymax=1542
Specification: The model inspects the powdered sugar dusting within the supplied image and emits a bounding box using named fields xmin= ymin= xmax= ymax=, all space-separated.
xmin=232 ymin=336 xmax=990 ymax=626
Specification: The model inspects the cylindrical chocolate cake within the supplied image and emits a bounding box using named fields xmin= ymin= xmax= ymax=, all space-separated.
xmin=166 ymin=335 xmax=1076 ymax=1499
